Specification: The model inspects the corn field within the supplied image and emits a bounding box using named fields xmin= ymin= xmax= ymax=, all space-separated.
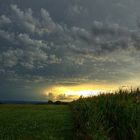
xmin=70 ymin=89 xmax=140 ymax=140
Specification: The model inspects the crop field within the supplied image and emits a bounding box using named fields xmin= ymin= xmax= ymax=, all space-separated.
xmin=0 ymin=90 xmax=140 ymax=140
xmin=70 ymin=89 xmax=140 ymax=140
xmin=0 ymin=105 xmax=76 ymax=140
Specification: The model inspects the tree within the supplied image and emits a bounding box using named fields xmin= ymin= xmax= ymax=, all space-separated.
xmin=48 ymin=100 xmax=53 ymax=104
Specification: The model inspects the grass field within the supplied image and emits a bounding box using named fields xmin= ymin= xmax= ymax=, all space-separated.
xmin=0 ymin=90 xmax=140 ymax=140
xmin=0 ymin=105 xmax=76 ymax=140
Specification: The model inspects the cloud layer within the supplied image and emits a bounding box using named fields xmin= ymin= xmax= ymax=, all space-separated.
xmin=0 ymin=1 xmax=140 ymax=100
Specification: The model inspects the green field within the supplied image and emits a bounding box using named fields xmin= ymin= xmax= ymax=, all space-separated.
xmin=0 ymin=105 xmax=76 ymax=140
xmin=0 ymin=90 xmax=140 ymax=140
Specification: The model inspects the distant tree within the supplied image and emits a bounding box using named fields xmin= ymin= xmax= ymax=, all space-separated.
xmin=48 ymin=100 xmax=53 ymax=104
xmin=136 ymin=88 xmax=140 ymax=93
xmin=54 ymin=101 xmax=62 ymax=105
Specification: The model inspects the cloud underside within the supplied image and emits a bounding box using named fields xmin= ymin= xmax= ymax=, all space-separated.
xmin=45 ymin=93 xmax=78 ymax=102
xmin=0 ymin=3 xmax=140 ymax=88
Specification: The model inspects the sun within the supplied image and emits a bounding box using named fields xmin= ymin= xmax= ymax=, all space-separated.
xmin=77 ymin=90 xmax=103 ymax=96
xmin=64 ymin=89 xmax=102 ymax=97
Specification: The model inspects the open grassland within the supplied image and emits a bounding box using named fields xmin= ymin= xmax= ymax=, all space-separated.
xmin=70 ymin=89 xmax=140 ymax=140
xmin=0 ymin=105 xmax=76 ymax=140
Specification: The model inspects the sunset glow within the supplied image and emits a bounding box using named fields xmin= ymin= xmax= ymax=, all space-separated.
xmin=43 ymin=83 xmax=118 ymax=101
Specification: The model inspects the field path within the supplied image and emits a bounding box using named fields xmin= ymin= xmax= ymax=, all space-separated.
xmin=0 ymin=105 xmax=76 ymax=140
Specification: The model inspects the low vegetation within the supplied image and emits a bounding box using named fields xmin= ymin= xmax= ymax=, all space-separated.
xmin=70 ymin=89 xmax=140 ymax=140
xmin=0 ymin=105 xmax=76 ymax=140
xmin=0 ymin=89 xmax=140 ymax=140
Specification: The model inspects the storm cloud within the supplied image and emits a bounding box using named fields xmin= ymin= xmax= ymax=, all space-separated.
xmin=0 ymin=0 xmax=140 ymax=101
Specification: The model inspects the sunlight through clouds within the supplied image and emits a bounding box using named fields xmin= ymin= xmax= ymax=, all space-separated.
xmin=1 ymin=0 xmax=140 ymax=101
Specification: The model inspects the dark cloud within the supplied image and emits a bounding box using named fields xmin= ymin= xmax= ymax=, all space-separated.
xmin=0 ymin=1 xmax=140 ymax=100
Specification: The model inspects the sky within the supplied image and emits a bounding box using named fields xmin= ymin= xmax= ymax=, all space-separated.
xmin=0 ymin=0 xmax=140 ymax=101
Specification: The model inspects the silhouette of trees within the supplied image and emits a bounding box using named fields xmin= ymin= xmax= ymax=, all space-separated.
xmin=48 ymin=100 xmax=53 ymax=104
